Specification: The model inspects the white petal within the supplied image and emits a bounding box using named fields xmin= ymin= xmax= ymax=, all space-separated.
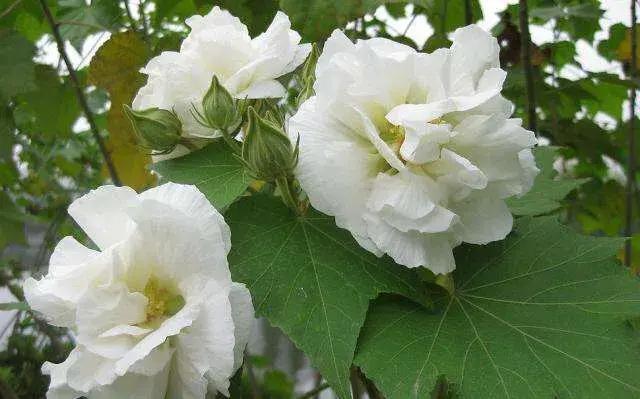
xmin=449 ymin=24 xmax=501 ymax=95
xmin=138 ymin=183 xmax=231 ymax=254
xmin=169 ymin=279 xmax=236 ymax=398
xmin=289 ymin=97 xmax=379 ymax=247
xmin=67 ymin=185 xmax=138 ymax=250
xmin=367 ymin=172 xmax=457 ymax=234
xmin=234 ymin=79 xmax=286 ymax=99
xmin=451 ymin=192 xmax=513 ymax=244
xmin=399 ymin=122 xmax=451 ymax=164
xmin=229 ymin=283 xmax=254 ymax=371
xmin=124 ymin=199 xmax=232 ymax=289
xmin=364 ymin=214 xmax=458 ymax=273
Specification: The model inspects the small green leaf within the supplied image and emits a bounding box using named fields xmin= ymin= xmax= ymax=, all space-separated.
xmin=0 ymin=30 xmax=36 ymax=100
xmin=226 ymin=195 xmax=424 ymax=398
xmin=153 ymin=141 xmax=250 ymax=210
xmin=507 ymin=147 xmax=586 ymax=216
xmin=0 ymin=191 xmax=26 ymax=250
xmin=0 ymin=302 xmax=28 ymax=311
xmin=355 ymin=216 xmax=640 ymax=399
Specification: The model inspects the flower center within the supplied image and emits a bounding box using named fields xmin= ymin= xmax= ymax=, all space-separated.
xmin=142 ymin=277 xmax=185 ymax=326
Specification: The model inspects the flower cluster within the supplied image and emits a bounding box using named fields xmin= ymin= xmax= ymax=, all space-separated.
xmin=288 ymin=26 xmax=539 ymax=274
xmin=25 ymin=183 xmax=254 ymax=398
xmin=28 ymin=6 xmax=540 ymax=398
xmin=132 ymin=6 xmax=310 ymax=158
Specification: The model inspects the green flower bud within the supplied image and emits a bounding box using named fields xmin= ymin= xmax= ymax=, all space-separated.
xmin=297 ymin=43 xmax=320 ymax=106
xmin=123 ymin=105 xmax=182 ymax=154
xmin=195 ymin=75 xmax=242 ymax=133
xmin=242 ymin=107 xmax=298 ymax=182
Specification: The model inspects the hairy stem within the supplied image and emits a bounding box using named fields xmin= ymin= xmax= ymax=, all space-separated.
xmin=38 ymin=0 xmax=122 ymax=185
xmin=519 ymin=0 xmax=537 ymax=132
xmin=626 ymin=0 xmax=638 ymax=268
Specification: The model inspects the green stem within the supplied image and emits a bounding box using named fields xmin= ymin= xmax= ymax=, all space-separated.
xmin=298 ymin=383 xmax=330 ymax=399
xmin=276 ymin=175 xmax=299 ymax=214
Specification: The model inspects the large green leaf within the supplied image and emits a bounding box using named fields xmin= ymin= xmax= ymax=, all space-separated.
xmin=355 ymin=216 xmax=640 ymax=398
xmin=226 ymin=195 xmax=424 ymax=398
xmin=279 ymin=0 xmax=384 ymax=42
xmin=507 ymin=146 xmax=586 ymax=216
xmin=0 ymin=30 xmax=36 ymax=100
xmin=15 ymin=65 xmax=80 ymax=140
xmin=153 ymin=141 xmax=250 ymax=210
xmin=414 ymin=0 xmax=483 ymax=34
xmin=57 ymin=0 xmax=121 ymax=50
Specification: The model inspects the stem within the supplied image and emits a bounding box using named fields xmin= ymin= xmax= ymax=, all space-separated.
xmin=56 ymin=20 xmax=108 ymax=31
xmin=519 ymin=0 xmax=537 ymax=132
xmin=138 ymin=0 xmax=150 ymax=41
xmin=122 ymin=0 xmax=139 ymax=32
xmin=0 ymin=0 xmax=22 ymax=19
xmin=0 ymin=377 xmax=18 ymax=399
xmin=244 ymin=355 xmax=261 ymax=399
xmin=38 ymin=0 xmax=122 ymax=185
xmin=464 ymin=0 xmax=473 ymax=25
xmin=298 ymin=383 xmax=331 ymax=399
xmin=626 ymin=0 xmax=638 ymax=268
xmin=276 ymin=176 xmax=300 ymax=214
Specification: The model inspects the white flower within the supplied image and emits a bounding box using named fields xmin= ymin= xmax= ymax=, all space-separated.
xmin=133 ymin=7 xmax=311 ymax=140
xmin=288 ymin=25 xmax=539 ymax=274
xmin=24 ymin=183 xmax=254 ymax=399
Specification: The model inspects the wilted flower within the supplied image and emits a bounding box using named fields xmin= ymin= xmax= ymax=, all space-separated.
xmin=24 ymin=183 xmax=254 ymax=399
xmin=288 ymin=26 xmax=539 ymax=274
xmin=132 ymin=7 xmax=311 ymax=146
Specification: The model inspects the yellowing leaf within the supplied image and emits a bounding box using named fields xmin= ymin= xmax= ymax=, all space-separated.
xmin=88 ymin=31 xmax=155 ymax=189
xmin=617 ymin=25 xmax=640 ymax=66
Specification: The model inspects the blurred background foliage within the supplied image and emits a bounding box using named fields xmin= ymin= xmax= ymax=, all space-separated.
xmin=0 ymin=0 xmax=637 ymax=398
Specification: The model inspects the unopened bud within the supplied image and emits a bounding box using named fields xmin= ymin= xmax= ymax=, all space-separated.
xmin=297 ymin=43 xmax=320 ymax=106
xmin=123 ymin=105 xmax=182 ymax=154
xmin=195 ymin=75 xmax=242 ymax=133
xmin=242 ymin=107 xmax=298 ymax=182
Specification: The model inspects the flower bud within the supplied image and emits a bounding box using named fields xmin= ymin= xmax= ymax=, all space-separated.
xmin=242 ymin=107 xmax=298 ymax=182
xmin=297 ymin=43 xmax=320 ymax=106
xmin=197 ymin=75 xmax=242 ymax=133
xmin=123 ymin=105 xmax=182 ymax=154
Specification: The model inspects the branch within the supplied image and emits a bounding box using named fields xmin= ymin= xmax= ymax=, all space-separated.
xmin=625 ymin=0 xmax=638 ymax=267
xmin=38 ymin=0 xmax=121 ymax=185
xmin=464 ymin=0 xmax=473 ymax=25
xmin=519 ymin=0 xmax=537 ymax=132
xmin=0 ymin=0 xmax=22 ymax=19
xmin=298 ymin=383 xmax=330 ymax=399
xmin=122 ymin=0 xmax=139 ymax=32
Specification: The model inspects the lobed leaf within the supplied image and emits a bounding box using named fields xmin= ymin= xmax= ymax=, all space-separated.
xmin=355 ymin=216 xmax=640 ymax=398
xmin=507 ymin=146 xmax=586 ymax=216
xmin=153 ymin=141 xmax=250 ymax=210
xmin=225 ymin=195 xmax=425 ymax=398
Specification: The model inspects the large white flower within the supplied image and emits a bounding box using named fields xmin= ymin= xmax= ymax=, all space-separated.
xmin=288 ymin=25 xmax=539 ymax=274
xmin=133 ymin=7 xmax=311 ymax=140
xmin=24 ymin=183 xmax=254 ymax=399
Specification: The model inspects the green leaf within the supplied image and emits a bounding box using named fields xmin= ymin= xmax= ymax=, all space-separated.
xmin=279 ymin=0 xmax=383 ymax=42
xmin=0 ymin=191 xmax=26 ymax=250
xmin=212 ymin=0 xmax=279 ymax=35
xmin=57 ymin=0 xmax=121 ymax=50
xmin=0 ymin=29 xmax=36 ymax=100
xmin=153 ymin=141 xmax=250 ymax=210
xmin=0 ymin=302 xmax=28 ymax=311
xmin=507 ymin=146 xmax=586 ymax=216
xmin=355 ymin=216 xmax=640 ymax=399
xmin=225 ymin=195 xmax=424 ymax=398
xmin=413 ymin=0 xmax=483 ymax=35
xmin=15 ymin=65 xmax=80 ymax=140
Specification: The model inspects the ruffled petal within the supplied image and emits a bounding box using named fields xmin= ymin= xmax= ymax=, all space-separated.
xmin=67 ymin=185 xmax=138 ymax=250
